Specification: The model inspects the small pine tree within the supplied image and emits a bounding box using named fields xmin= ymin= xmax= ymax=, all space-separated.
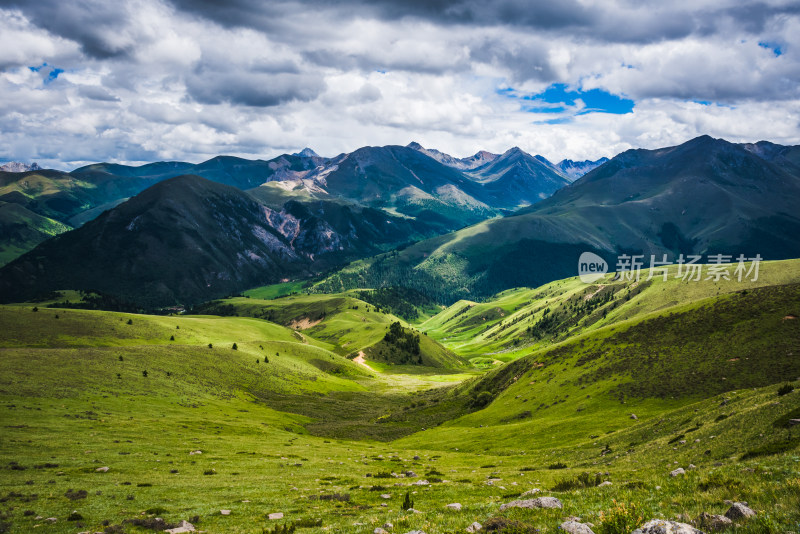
xmin=119 ymin=355 xmax=124 ymax=362
xmin=256 ymin=359 xmax=259 ymax=364
xmin=401 ymin=491 xmax=414 ymax=510
xmin=264 ymin=356 xmax=269 ymax=363
xmin=232 ymin=343 xmax=238 ymax=350
xmin=176 ymin=325 xmax=180 ymax=329
xmin=127 ymin=319 xmax=133 ymax=325
xmin=116 ymin=373 xmax=121 ymax=379
xmin=142 ymin=370 xmax=148 ymax=378
xmin=32 ymin=307 xmax=38 ymax=312
xmin=55 ymin=314 xmax=59 ymax=319
xmin=208 ymin=343 xmax=213 ymax=349
xmin=170 ymin=335 xmax=175 ymax=341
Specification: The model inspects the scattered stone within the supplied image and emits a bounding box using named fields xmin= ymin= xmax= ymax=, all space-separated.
xmin=383 ymin=522 xmax=393 ymax=530
xmin=630 ymin=414 xmax=638 ymax=420
xmin=597 ymin=481 xmax=613 ymax=487
xmin=446 ymin=503 xmax=462 ymax=511
xmin=466 ymin=522 xmax=482 ymax=533
xmin=679 ymin=440 xmax=687 ymax=445
xmin=46 ymin=517 xmax=57 ymax=522
xmin=688 ymin=464 xmax=696 ymax=469
xmin=165 ymin=520 xmax=196 ymax=534
xmin=500 ymin=496 xmax=562 ymax=511
xmin=268 ymin=512 xmax=284 ymax=520
xmin=521 ymin=488 xmax=541 ymax=496
xmin=670 ymin=468 xmax=686 ymax=477
xmin=407 ymin=508 xmax=421 ymax=514
xmin=95 ymin=466 xmax=109 ymax=472
xmin=725 ymin=502 xmax=756 ymax=521
xmin=189 ymin=450 xmax=202 ymax=455
xmin=404 ymin=531 xmax=426 ymax=534
xmin=381 ymin=494 xmax=392 ymax=499
xmin=560 ymin=520 xmax=595 ymax=534
xmin=413 ymin=456 xmax=420 ymax=460
xmin=632 ymin=519 xmax=703 ymax=533
xmin=375 ymin=528 xmax=389 ymax=534
xmin=411 ymin=480 xmax=429 ymax=486
xmin=220 ymin=509 xmax=231 ymax=515
xmin=693 ymin=512 xmax=732 ymax=531
xmin=405 ymin=471 xmax=417 ymax=477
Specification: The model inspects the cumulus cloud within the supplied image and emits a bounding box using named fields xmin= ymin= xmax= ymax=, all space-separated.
xmin=0 ymin=0 xmax=798 ymax=169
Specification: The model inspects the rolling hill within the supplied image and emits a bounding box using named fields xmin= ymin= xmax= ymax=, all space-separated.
xmin=1 ymin=258 xmax=798 ymax=533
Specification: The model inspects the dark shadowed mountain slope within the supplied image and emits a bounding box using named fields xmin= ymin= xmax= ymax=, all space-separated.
xmin=0 ymin=175 xmax=446 ymax=307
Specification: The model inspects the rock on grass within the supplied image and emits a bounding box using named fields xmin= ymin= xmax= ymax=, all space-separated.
xmin=632 ymin=519 xmax=703 ymax=533
xmin=499 ymin=496 xmax=562 ymax=510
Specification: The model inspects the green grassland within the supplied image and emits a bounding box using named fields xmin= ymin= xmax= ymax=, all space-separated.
xmin=2 ymin=261 xmax=800 ymax=533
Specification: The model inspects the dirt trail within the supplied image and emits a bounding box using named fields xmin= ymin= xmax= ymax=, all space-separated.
xmin=353 ymin=351 xmax=370 ymax=369
xmin=584 ymin=284 xmax=606 ymax=301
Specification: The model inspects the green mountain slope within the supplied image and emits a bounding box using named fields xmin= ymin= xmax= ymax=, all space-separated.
xmin=0 ymin=201 xmax=71 ymax=267
xmin=316 ymin=136 xmax=800 ymax=303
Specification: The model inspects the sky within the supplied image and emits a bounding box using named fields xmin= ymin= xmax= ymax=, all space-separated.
xmin=0 ymin=0 xmax=799 ymax=170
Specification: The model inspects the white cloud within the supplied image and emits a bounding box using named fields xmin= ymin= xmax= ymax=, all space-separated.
xmin=0 ymin=1 xmax=799 ymax=169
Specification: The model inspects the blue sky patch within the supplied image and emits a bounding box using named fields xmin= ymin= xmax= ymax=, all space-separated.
xmin=28 ymin=63 xmax=63 ymax=84
xmin=525 ymin=83 xmax=634 ymax=115
xmin=758 ymin=41 xmax=783 ymax=56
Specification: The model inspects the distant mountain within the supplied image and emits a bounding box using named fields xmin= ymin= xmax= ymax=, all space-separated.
xmin=554 ymin=157 xmax=609 ymax=181
xmin=0 ymin=162 xmax=41 ymax=172
xmin=316 ymin=135 xmax=800 ymax=303
xmin=300 ymin=144 xmax=498 ymax=231
xmin=406 ymin=142 xmax=498 ymax=170
xmin=464 ymin=147 xmax=571 ymax=208
xmin=0 ymin=175 xmax=444 ymax=307
xmin=293 ymin=147 xmax=323 ymax=159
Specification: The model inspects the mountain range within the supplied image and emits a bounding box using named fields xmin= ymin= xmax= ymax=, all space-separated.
xmin=2 ymin=135 xmax=798 ymax=307
xmin=316 ymin=135 xmax=800 ymax=302
xmin=0 ymin=143 xmax=585 ymax=269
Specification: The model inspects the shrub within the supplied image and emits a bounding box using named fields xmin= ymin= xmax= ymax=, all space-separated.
xmin=547 ymin=462 xmax=568 ymax=470
xmin=597 ymin=501 xmax=644 ymax=534
xmin=402 ymin=491 xmax=414 ymax=510
xmin=232 ymin=343 xmax=238 ymax=350
xmin=126 ymin=319 xmax=133 ymax=325
xmin=482 ymin=517 xmax=539 ymax=533
xmin=208 ymin=343 xmax=213 ymax=348
xmin=142 ymin=370 xmax=148 ymax=378
xmin=32 ymin=307 xmax=38 ymax=312
xmin=778 ymin=383 xmax=795 ymax=396
xmin=67 ymin=511 xmax=84 ymax=521
xmin=740 ymin=437 xmax=800 ymax=460
xmin=552 ymin=471 xmax=603 ymax=491
xmin=65 ymin=489 xmax=88 ymax=500
xmin=262 ymin=524 xmax=296 ymax=534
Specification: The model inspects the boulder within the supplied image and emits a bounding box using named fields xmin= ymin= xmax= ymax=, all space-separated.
xmin=165 ymin=520 xmax=196 ymax=534
xmin=466 ymin=522 xmax=482 ymax=533
xmin=724 ymin=502 xmax=756 ymax=520
xmin=670 ymin=468 xmax=686 ymax=477
xmin=631 ymin=519 xmax=703 ymax=533
xmin=693 ymin=512 xmax=732 ymax=531
xmin=560 ymin=520 xmax=595 ymax=534
xmin=499 ymin=496 xmax=562 ymax=511
xmin=446 ymin=503 xmax=462 ymax=511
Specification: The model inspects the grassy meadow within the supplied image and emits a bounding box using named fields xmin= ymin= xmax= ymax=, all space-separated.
xmin=1 ymin=260 xmax=800 ymax=533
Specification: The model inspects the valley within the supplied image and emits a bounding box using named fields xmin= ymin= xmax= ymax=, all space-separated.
xmin=1 ymin=260 xmax=798 ymax=533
